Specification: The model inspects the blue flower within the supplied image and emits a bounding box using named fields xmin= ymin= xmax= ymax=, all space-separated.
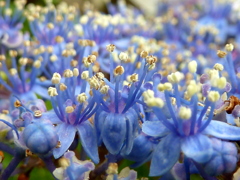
xmin=47 ymin=69 xmax=99 ymax=163
xmin=0 ymin=0 xmax=25 ymax=51
xmin=53 ymin=151 xmax=95 ymax=180
xmin=0 ymin=52 xmax=51 ymax=102
xmin=94 ymin=55 xmax=156 ymax=155
xmin=143 ymin=90 xmax=240 ymax=177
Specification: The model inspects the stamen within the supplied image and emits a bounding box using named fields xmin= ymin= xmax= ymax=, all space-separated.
xmin=77 ymin=93 xmax=87 ymax=103
xmin=48 ymin=87 xmax=58 ymax=96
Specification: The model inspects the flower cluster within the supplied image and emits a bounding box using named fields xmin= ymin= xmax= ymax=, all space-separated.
xmin=1 ymin=0 xmax=240 ymax=179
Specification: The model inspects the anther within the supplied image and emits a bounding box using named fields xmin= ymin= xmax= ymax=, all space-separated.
xmin=114 ymin=66 xmax=124 ymax=76
xmin=14 ymin=100 xmax=22 ymax=107
xmin=34 ymin=110 xmax=42 ymax=118
xmin=25 ymin=149 xmax=33 ymax=157
xmin=48 ymin=87 xmax=58 ymax=96
xmin=77 ymin=93 xmax=87 ymax=103
xmin=56 ymin=141 xmax=61 ymax=148
xmin=217 ymin=50 xmax=227 ymax=58
xmin=106 ymin=44 xmax=115 ymax=52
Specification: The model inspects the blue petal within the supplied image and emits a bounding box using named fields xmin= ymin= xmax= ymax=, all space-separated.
xmin=123 ymin=134 xmax=153 ymax=167
xmin=53 ymin=123 xmax=76 ymax=159
xmin=40 ymin=110 xmax=62 ymax=124
xmin=122 ymin=109 xmax=138 ymax=155
xmin=150 ymin=134 xmax=181 ymax=176
xmin=76 ymin=121 xmax=99 ymax=164
xmin=94 ymin=110 xmax=108 ymax=145
xmin=181 ymin=134 xmax=212 ymax=163
xmin=102 ymin=113 xmax=126 ymax=154
xmin=203 ymin=120 xmax=240 ymax=140
xmin=142 ymin=121 xmax=170 ymax=137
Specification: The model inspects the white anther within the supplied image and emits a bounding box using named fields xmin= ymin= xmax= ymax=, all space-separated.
xmin=100 ymin=85 xmax=109 ymax=94
xmin=167 ymin=72 xmax=184 ymax=84
xmin=119 ymin=52 xmax=128 ymax=62
xmin=188 ymin=60 xmax=197 ymax=73
xmin=178 ymin=106 xmax=192 ymax=120
xmin=225 ymin=43 xmax=234 ymax=52
xmin=106 ymin=44 xmax=115 ymax=52
xmin=157 ymin=82 xmax=172 ymax=91
xmin=50 ymin=55 xmax=58 ymax=62
xmin=65 ymin=106 xmax=74 ymax=113
xmin=208 ymin=91 xmax=220 ymax=102
xmin=73 ymin=68 xmax=79 ymax=77
xmin=140 ymin=50 xmax=148 ymax=58
xmin=33 ymin=60 xmax=41 ymax=68
xmin=83 ymin=57 xmax=91 ymax=67
xmin=88 ymin=77 xmax=100 ymax=89
xmin=63 ymin=69 xmax=73 ymax=78
xmin=216 ymin=77 xmax=227 ymax=89
xmin=59 ymin=83 xmax=67 ymax=91
xmin=87 ymin=55 xmax=96 ymax=63
xmin=128 ymin=73 xmax=138 ymax=82
xmin=213 ymin=63 xmax=224 ymax=71
xmin=80 ymin=15 xmax=89 ymax=24
xmin=9 ymin=68 xmax=17 ymax=76
xmin=48 ymin=87 xmax=58 ymax=96
xmin=47 ymin=23 xmax=54 ymax=29
xmin=51 ymin=73 xmax=61 ymax=84
xmin=114 ymin=66 xmax=124 ymax=76
xmin=19 ymin=58 xmax=28 ymax=65
xmin=77 ymin=93 xmax=87 ymax=103
xmin=186 ymin=80 xmax=200 ymax=97
xmin=81 ymin=71 xmax=89 ymax=80
xmin=142 ymin=90 xmax=164 ymax=108
xmin=96 ymin=72 xmax=104 ymax=80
